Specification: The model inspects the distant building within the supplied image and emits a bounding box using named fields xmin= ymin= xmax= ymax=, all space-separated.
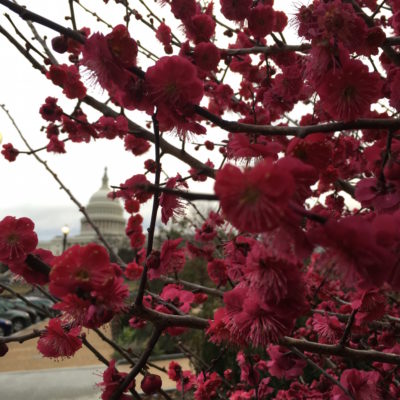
xmin=40 ymin=168 xmax=128 ymax=255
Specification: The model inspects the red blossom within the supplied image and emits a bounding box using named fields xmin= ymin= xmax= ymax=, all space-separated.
xmin=148 ymin=238 xmax=185 ymax=280
xmin=160 ymin=284 xmax=195 ymax=313
xmin=159 ymin=174 xmax=188 ymax=224
xmin=124 ymin=261 xmax=143 ymax=280
xmin=146 ymin=55 xmax=203 ymax=113
xmin=96 ymin=115 xmax=128 ymax=139
xmin=286 ymin=133 xmax=333 ymax=171
xmin=310 ymin=215 xmax=393 ymax=289
xmin=106 ymin=24 xmax=138 ymax=68
xmin=124 ymin=199 xmax=140 ymax=214
xmin=331 ymin=369 xmax=381 ymax=400
xmin=176 ymin=370 xmax=196 ymax=392
xmin=214 ymin=159 xmax=295 ymax=233
xmin=47 ymin=136 xmax=66 ymax=153
xmin=37 ymin=318 xmax=82 ymax=359
xmin=166 ymin=0 xmax=196 ymax=20
xmin=183 ymin=13 xmax=216 ymax=44
xmin=227 ymin=133 xmax=282 ymax=161
xmin=266 ymin=345 xmax=307 ymax=380
xmin=8 ymin=248 xmax=53 ymax=285
xmin=98 ymin=360 xmax=134 ymax=400
xmin=312 ymin=313 xmax=344 ymax=344
xmin=355 ymin=178 xmax=400 ymax=214
xmin=248 ymin=4 xmax=275 ymax=38
xmin=207 ymin=259 xmax=228 ymax=286
xmin=0 ymin=216 xmax=38 ymax=264
xmin=50 ymin=244 xmax=128 ymax=328
xmin=243 ymin=241 xmax=305 ymax=304
xmin=81 ymin=25 xmax=137 ymax=103
xmin=194 ymin=42 xmax=221 ymax=72
xmin=46 ymin=64 xmax=86 ymax=100
xmin=220 ymin=285 xmax=304 ymax=346
xmin=352 ymin=289 xmax=386 ymax=326
xmin=168 ymin=361 xmax=182 ymax=381
xmin=317 ymin=58 xmax=382 ymax=121
xmin=1 ymin=143 xmax=19 ymax=162
xmin=124 ymin=134 xmax=151 ymax=156
xmin=49 ymin=244 xmax=114 ymax=297
xmin=220 ymin=0 xmax=252 ymax=21
xmin=39 ymin=97 xmax=63 ymax=122
xmin=117 ymin=174 xmax=153 ymax=203
xmin=156 ymin=22 xmax=172 ymax=50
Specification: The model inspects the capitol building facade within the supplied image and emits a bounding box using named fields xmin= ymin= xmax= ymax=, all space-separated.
xmin=40 ymin=168 xmax=128 ymax=256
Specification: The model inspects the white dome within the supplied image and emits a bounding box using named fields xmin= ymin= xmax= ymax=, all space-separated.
xmin=79 ymin=168 xmax=126 ymax=237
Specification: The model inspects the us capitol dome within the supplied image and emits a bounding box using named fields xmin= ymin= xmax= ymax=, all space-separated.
xmin=41 ymin=168 xmax=128 ymax=256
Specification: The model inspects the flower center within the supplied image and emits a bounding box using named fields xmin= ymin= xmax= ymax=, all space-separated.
xmin=343 ymin=85 xmax=356 ymax=101
xmin=6 ymin=233 xmax=19 ymax=244
xmin=75 ymin=269 xmax=90 ymax=282
xmin=240 ymin=187 xmax=260 ymax=205
xmin=165 ymin=82 xmax=177 ymax=97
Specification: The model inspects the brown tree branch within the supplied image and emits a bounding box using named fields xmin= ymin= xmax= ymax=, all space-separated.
xmin=0 ymin=0 xmax=85 ymax=42
xmin=161 ymin=277 xmax=224 ymax=298
xmin=194 ymin=105 xmax=400 ymax=137
xmin=134 ymin=183 xmax=218 ymax=202
xmin=0 ymin=104 xmax=126 ymax=266
xmin=290 ymin=346 xmax=355 ymax=400
xmin=0 ymin=282 xmax=52 ymax=318
xmin=339 ymin=308 xmax=358 ymax=347
xmin=280 ymin=337 xmax=400 ymax=365
xmin=110 ymin=328 xmax=162 ymax=400
xmin=0 ymin=329 xmax=41 ymax=344
xmin=135 ymin=113 xmax=161 ymax=307
xmin=4 ymin=0 xmax=400 ymax=144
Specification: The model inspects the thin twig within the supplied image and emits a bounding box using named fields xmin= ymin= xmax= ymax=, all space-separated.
xmin=68 ymin=0 xmax=77 ymax=30
xmin=109 ymin=328 xmax=162 ymax=400
xmin=290 ymin=346 xmax=355 ymax=400
xmin=161 ymin=277 xmax=224 ymax=298
xmin=0 ymin=104 xmax=126 ymax=266
xmin=0 ymin=0 xmax=85 ymax=43
xmin=11 ymin=0 xmax=59 ymax=65
xmin=0 ymin=329 xmax=41 ymax=344
xmin=339 ymin=308 xmax=358 ymax=347
xmin=135 ymin=183 xmax=218 ymax=202
xmin=135 ymin=113 xmax=161 ymax=307
xmin=81 ymin=335 xmax=110 ymax=366
xmin=4 ymin=13 xmax=47 ymax=60
xmin=0 ymin=282 xmax=52 ymax=318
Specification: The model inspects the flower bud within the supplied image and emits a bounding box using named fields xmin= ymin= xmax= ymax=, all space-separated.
xmin=51 ymin=36 xmax=68 ymax=54
xmin=140 ymin=374 xmax=162 ymax=394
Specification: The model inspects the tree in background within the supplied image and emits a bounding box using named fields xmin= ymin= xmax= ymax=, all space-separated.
xmin=2 ymin=0 xmax=400 ymax=399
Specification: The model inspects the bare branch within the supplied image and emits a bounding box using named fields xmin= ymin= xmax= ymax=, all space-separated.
xmin=0 ymin=104 xmax=125 ymax=266
xmin=110 ymin=328 xmax=162 ymax=400
xmin=135 ymin=113 xmax=161 ymax=307
xmin=290 ymin=346 xmax=355 ymax=400
xmin=161 ymin=276 xmax=224 ymax=298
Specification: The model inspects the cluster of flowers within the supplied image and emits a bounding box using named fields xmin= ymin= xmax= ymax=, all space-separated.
xmin=4 ymin=0 xmax=400 ymax=398
xmin=0 ymin=216 xmax=129 ymax=357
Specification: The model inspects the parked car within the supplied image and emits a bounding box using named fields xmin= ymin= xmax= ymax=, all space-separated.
xmin=0 ymin=318 xmax=12 ymax=336
xmin=0 ymin=304 xmax=31 ymax=332
xmin=0 ymin=298 xmax=39 ymax=324
xmin=21 ymin=296 xmax=55 ymax=319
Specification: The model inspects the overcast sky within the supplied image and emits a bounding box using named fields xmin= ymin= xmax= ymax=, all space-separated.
xmin=0 ymin=0 xmax=298 ymax=241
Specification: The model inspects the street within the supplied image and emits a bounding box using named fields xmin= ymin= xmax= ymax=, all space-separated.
xmin=0 ymin=320 xmax=190 ymax=399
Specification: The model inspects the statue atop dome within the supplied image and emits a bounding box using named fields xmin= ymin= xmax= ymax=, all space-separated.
xmin=102 ymin=166 xmax=109 ymax=188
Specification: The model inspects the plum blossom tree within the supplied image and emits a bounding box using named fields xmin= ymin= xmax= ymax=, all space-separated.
xmin=2 ymin=0 xmax=400 ymax=399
